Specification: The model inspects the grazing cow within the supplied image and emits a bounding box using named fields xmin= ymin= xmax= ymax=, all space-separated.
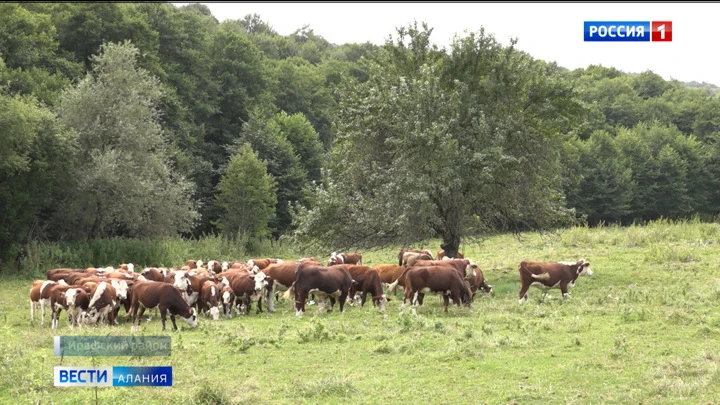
xmin=466 ymin=267 xmax=493 ymax=298
xmin=128 ymin=281 xmax=198 ymax=331
xmin=437 ymin=249 xmax=464 ymax=260
xmin=354 ymin=269 xmax=389 ymax=312
xmin=287 ymin=263 xmax=353 ymax=317
xmin=402 ymin=266 xmax=472 ymax=316
xmin=517 ymin=259 xmax=593 ymax=303
xmin=327 ymin=252 xmax=363 ymax=266
xmin=397 ymin=248 xmax=434 ymax=266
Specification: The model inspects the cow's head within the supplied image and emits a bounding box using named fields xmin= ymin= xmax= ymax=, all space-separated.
xmin=576 ymin=259 xmax=593 ymax=277
xmin=183 ymin=308 xmax=198 ymax=328
xmin=374 ymin=294 xmax=389 ymax=312
xmin=221 ymin=261 xmax=229 ymax=271
xmin=252 ymin=272 xmax=271 ymax=293
xmin=173 ymin=271 xmax=190 ymax=292
xmin=111 ymin=280 xmax=128 ymax=301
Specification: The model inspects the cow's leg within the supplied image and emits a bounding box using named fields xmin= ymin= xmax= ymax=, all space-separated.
xmin=266 ymin=286 xmax=276 ymax=313
xmin=256 ymin=296 xmax=263 ymax=315
xmin=132 ymin=306 xmax=146 ymax=332
xmin=170 ymin=313 xmax=178 ymax=331
xmin=30 ymin=301 xmax=35 ymax=323
xmin=41 ymin=301 xmax=46 ymax=326
xmin=295 ymin=289 xmax=307 ymax=317
xmin=518 ymin=283 xmax=530 ymax=304
xmin=338 ymin=290 xmax=348 ymax=313
xmin=561 ymin=282 xmax=570 ymax=298
xmin=443 ymin=295 xmax=450 ymax=312
xmin=328 ymin=296 xmax=336 ymax=313
xmin=159 ymin=305 xmax=168 ymax=331
xmin=418 ymin=293 xmax=425 ymax=306
xmin=108 ymin=307 xmax=116 ymax=327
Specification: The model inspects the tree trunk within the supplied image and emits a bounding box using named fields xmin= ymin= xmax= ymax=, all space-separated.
xmin=440 ymin=201 xmax=461 ymax=258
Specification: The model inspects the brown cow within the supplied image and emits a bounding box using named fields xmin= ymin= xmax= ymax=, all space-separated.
xmin=286 ymin=263 xmax=354 ymax=317
xmin=518 ymin=259 xmax=593 ymax=303
xmin=246 ymin=258 xmax=282 ymax=270
xmin=327 ymin=252 xmax=363 ymax=266
xmin=354 ymin=268 xmax=389 ymax=312
xmin=402 ymin=266 xmax=472 ymax=316
xmin=262 ymin=261 xmax=303 ymax=312
xmin=437 ymin=249 xmax=464 ymax=260
xmin=128 ymin=281 xmax=198 ymax=331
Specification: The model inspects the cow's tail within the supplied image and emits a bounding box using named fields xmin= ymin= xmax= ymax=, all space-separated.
xmin=283 ymin=282 xmax=295 ymax=301
xmin=388 ymin=267 xmax=411 ymax=295
xmin=518 ymin=262 xmax=550 ymax=281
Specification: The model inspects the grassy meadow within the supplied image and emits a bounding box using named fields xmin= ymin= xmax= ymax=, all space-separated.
xmin=1 ymin=219 xmax=720 ymax=404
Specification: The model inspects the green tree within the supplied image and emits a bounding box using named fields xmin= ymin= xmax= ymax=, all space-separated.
xmin=233 ymin=111 xmax=310 ymax=236
xmin=55 ymin=40 xmax=198 ymax=240
xmin=567 ymin=130 xmax=634 ymax=225
xmin=0 ymin=92 xmax=76 ymax=257
xmin=213 ymin=143 xmax=277 ymax=242
xmin=291 ymin=23 xmax=584 ymax=256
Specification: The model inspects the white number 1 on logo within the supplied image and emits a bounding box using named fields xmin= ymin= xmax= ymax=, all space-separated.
xmin=657 ymin=24 xmax=665 ymax=40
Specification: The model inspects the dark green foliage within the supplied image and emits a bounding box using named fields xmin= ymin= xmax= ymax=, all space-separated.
xmin=213 ymin=143 xmax=277 ymax=244
xmin=2 ymin=4 xmax=720 ymax=259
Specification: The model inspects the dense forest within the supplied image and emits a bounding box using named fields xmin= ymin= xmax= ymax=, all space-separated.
xmin=1 ymin=3 xmax=719 ymax=265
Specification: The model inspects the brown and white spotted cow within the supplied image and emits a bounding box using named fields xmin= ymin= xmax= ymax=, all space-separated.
xmin=401 ymin=251 xmax=434 ymax=267
xmin=437 ymin=249 xmax=464 ymax=260
xmin=286 ymin=263 xmax=354 ymax=317
xmin=397 ymin=248 xmax=434 ymax=266
xmin=401 ymin=266 xmax=472 ymax=316
xmin=518 ymin=259 xmax=593 ymax=303
xmin=327 ymin=252 xmax=363 ymax=266
xmin=198 ymin=279 xmax=221 ymax=320
xmin=219 ymin=284 xmax=236 ymax=318
xmin=246 ymin=258 xmax=283 ymax=270
xmin=30 ymin=280 xmax=61 ymax=325
xmin=225 ymin=271 xmax=272 ymax=315
xmin=205 ymin=260 xmax=227 ymax=274
xmin=85 ymin=281 xmax=118 ymax=326
xmin=128 ymin=281 xmax=198 ymax=331
xmin=50 ymin=286 xmax=90 ymax=329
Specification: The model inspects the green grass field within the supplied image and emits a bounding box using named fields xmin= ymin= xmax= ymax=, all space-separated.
xmin=1 ymin=219 xmax=720 ymax=404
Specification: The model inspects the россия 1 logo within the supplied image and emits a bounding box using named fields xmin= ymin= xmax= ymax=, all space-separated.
xmin=584 ymin=21 xmax=672 ymax=42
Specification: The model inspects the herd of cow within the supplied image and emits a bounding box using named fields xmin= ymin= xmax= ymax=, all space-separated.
xmin=27 ymin=247 xmax=593 ymax=331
